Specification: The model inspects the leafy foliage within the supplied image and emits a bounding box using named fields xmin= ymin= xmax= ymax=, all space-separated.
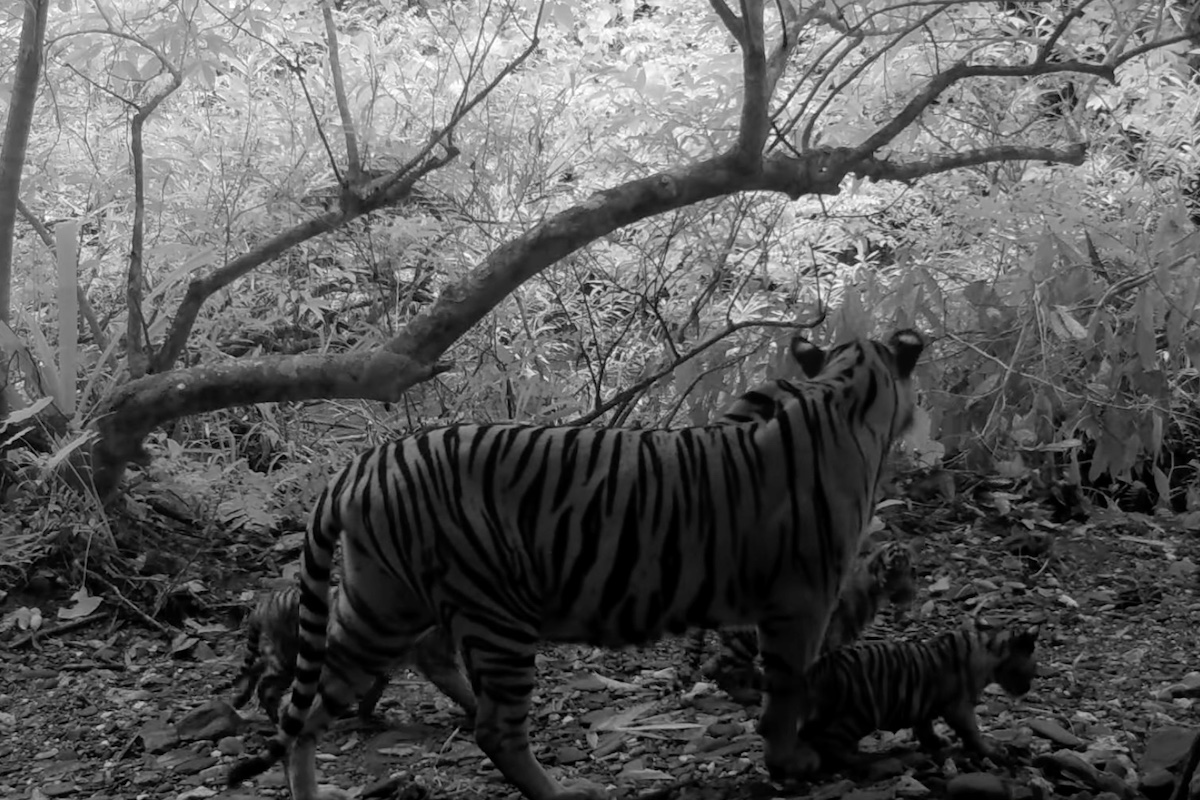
xmin=0 ymin=0 xmax=1198 ymax=573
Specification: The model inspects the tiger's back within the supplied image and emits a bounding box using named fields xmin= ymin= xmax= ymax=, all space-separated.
xmin=327 ymin=421 xmax=844 ymax=646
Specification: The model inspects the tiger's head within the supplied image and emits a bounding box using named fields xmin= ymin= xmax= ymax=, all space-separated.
xmin=789 ymin=329 xmax=925 ymax=441
xmin=867 ymin=540 xmax=919 ymax=610
xmin=985 ymin=625 xmax=1040 ymax=698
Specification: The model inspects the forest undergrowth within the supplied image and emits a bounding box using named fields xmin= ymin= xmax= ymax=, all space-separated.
xmin=3 ymin=471 xmax=1200 ymax=800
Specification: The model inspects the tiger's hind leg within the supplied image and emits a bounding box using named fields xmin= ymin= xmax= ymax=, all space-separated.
xmin=284 ymin=576 xmax=442 ymax=800
xmin=286 ymin=690 xmax=357 ymax=800
xmin=913 ymin=718 xmax=951 ymax=755
xmin=755 ymin=614 xmax=829 ymax=780
xmin=456 ymin=620 xmax=606 ymax=800
xmin=413 ymin=628 xmax=477 ymax=719
xmin=354 ymin=673 xmax=391 ymax=720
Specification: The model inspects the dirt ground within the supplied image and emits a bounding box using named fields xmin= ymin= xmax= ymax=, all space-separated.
xmin=3 ymin=498 xmax=1200 ymax=800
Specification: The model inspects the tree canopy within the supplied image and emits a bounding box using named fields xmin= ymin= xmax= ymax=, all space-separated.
xmin=0 ymin=0 xmax=1197 ymax=507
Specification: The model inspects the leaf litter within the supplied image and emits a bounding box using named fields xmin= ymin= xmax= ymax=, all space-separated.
xmin=4 ymin=486 xmax=1200 ymax=799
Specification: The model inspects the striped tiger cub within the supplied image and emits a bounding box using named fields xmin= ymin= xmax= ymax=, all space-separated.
xmin=229 ymin=584 xmax=476 ymax=723
xmin=691 ymin=539 xmax=918 ymax=705
xmin=228 ymin=330 xmax=925 ymax=800
xmin=797 ymin=625 xmax=1040 ymax=772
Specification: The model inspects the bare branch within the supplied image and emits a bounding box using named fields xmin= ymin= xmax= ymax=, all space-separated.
xmin=93 ymin=133 xmax=1089 ymax=500
xmin=709 ymin=0 xmax=744 ymax=44
xmin=763 ymin=0 xmax=810 ymax=96
xmin=852 ymin=60 xmax=1113 ymax=160
xmin=360 ymin=28 xmax=538 ymax=203
xmin=1038 ymin=0 xmax=1100 ymax=63
xmin=736 ymin=0 xmax=770 ymax=159
xmin=150 ymin=148 xmax=458 ymax=373
xmin=1114 ymin=32 xmax=1198 ymax=68
xmin=116 ymin=15 xmax=187 ymax=380
xmin=573 ymin=311 xmax=826 ymax=426
xmin=320 ymin=0 xmax=361 ymax=178
xmin=852 ymin=143 xmax=1088 ymax=183
xmin=90 ymin=351 xmax=455 ymax=499
xmin=801 ymin=4 xmax=947 ymax=151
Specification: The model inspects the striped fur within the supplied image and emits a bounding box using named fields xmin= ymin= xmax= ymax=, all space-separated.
xmin=227 ymin=330 xmax=925 ymax=800
xmin=229 ymin=584 xmax=476 ymax=723
xmin=797 ymin=625 xmax=1039 ymax=772
xmin=690 ymin=539 xmax=918 ymax=704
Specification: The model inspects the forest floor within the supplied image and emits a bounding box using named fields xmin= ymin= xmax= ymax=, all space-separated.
xmin=4 ymin=488 xmax=1200 ymax=800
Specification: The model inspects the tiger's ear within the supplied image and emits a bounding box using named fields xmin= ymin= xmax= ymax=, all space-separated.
xmin=790 ymin=336 xmax=826 ymax=377
xmin=1012 ymin=624 xmax=1040 ymax=654
xmin=888 ymin=329 xmax=925 ymax=378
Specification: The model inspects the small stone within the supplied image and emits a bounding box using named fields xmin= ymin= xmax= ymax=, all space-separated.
xmin=174 ymin=755 xmax=218 ymax=775
xmin=362 ymin=775 xmax=409 ymax=798
xmin=1142 ymin=727 xmax=1198 ymax=773
xmin=895 ymin=775 xmax=931 ymax=797
xmin=1029 ymin=718 xmax=1085 ymax=748
xmin=139 ymin=723 xmax=179 ymax=754
xmin=216 ymin=737 xmax=243 ymax=756
xmin=947 ymin=773 xmax=1012 ymax=800
xmin=555 ymin=746 xmax=587 ymax=765
xmin=844 ymin=788 xmax=893 ymax=800
xmin=1139 ymin=769 xmax=1174 ymax=800
xmin=863 ymin=756 xmax=909 ymax=781
xmin=40 ymin=783 xmax=76 ymax=798
xmin=705 ymin=721 xmax=741 ymax=738
xmin=175 ymin=700 xmax=241 ymax=743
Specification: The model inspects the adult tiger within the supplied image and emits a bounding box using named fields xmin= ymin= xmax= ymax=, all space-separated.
xmin=228 ymin=329 xmax=925 ymax=800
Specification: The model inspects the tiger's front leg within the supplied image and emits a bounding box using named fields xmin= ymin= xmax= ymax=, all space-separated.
xmin=756 ymin=615 xmax=826 ymax=780
xmin=942 ymin=700 xmax=1001 ymax=762
xmin=461 ymin=637 xmax=607 ymax=800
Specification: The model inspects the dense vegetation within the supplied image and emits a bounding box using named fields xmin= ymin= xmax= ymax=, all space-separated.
xmin=1 ymin=0 xmax=1199 ymax=693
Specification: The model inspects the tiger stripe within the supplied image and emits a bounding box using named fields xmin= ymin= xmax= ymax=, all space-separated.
xmin=690 ymin=539 xmax=918 ymax=704
xmin=796 ymin=625 xmax=1039 ymax=772
xmin=228 ymin=584 xmax=475 ymax=723
xmin=228 ymin=330 xmax=925 ymax=800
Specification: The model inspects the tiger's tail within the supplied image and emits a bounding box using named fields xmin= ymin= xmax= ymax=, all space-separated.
xmin=227 ymin=474 xmax=345 ymax=787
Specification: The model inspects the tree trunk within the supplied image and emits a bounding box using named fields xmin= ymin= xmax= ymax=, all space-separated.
xmin=0 ymin=0 xmax=50 ymax=421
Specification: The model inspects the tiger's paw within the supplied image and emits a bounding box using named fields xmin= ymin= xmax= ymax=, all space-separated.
xmin=291 ymin=783 xmax=353 ymax=800
xmin=966 ymin=740 xmax=1008 ymax=766
xmin=553 ymin=778 xmax=609 ymax=799
xmin=765 ymin=744 xmax=822 ymax=782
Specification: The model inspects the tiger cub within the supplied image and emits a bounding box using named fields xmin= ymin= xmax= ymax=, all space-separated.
xmin=796 ymin=625 xmax=1040 ymax=773
xmin=692 ymin=540 xmax=918 ymax=705
xmin=229 ymin=584 xmax=476 ymax=723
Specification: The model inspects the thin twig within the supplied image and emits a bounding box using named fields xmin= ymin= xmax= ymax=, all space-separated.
xmin=9 ymin=612 xmax=111 ymax=648
xmin=88 ymin=571 xmax=176 ymax=638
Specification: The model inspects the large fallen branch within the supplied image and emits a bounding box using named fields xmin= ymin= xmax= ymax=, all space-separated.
xmin=89 ymin=140 xmax=1085 ymax=501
